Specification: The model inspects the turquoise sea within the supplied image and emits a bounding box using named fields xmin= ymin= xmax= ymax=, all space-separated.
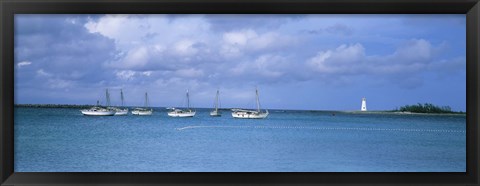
xmin=14 ymin=107 xmax=466 ymax=172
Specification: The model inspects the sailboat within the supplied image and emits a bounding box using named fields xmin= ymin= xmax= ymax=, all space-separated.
xmin=210 ymin=90 xmax=221 ymax=117
xmin=132 ymin=92 xmax=153 ymax=115
xmin=80 ymin=89 xmax=116 ymax=116
xmin=113 ymin=89 xmax=128 ymax=116
xmin=168 ymin=89 xmax=196 ymax=117
xmin=231 ymin=88 xmax=269 ymax=119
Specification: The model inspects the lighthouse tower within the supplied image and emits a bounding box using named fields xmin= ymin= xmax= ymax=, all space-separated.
xmin=361 ymin=97 xmax=367 ymax=111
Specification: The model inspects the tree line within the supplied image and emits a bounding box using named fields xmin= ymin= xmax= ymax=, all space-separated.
xmin=15 ymin=104 xmax=95 ymax=108
xmin=393 ymin=103 xmax=462 ymax=114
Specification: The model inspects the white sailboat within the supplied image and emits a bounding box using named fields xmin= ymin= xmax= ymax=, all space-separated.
xmin=231 ymin=88 xmax=269 ymax=119
xmin=168 ymin=89 xmax=196 ymax=117
xmin=210 ymin=90 xmax=221 ymax=117
xmin=114 ymin=89 xmax=128 ymax=116
xmin=80 ymin=89 xmax=116 ymax=116
xmin=132 ymin=92 xmax=153 ymax=115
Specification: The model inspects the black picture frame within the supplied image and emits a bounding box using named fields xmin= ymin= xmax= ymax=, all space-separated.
xmin=1 ymin=0 xmax=479 ymax=185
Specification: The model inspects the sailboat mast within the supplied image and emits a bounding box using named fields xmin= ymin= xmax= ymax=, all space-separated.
xmin=106 ymin=89 xmax=111 ymax=107
xmin=256 ymin=88 xmax=260 ymax=112
xmin=187 ymin=89 xmax=190 ymax=109
xmin=120 ymin=89 xmax=124 ymax=107
xmin=145 ymin=92 xmax=149 ymax=108
xmin=215 ymin=90 xmax=219 ymax=112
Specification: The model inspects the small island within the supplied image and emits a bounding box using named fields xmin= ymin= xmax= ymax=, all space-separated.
xmin=391 ymin=103 xmax=465 ymax=114
xmin=15 ymin=104 xmax=96 ymax=109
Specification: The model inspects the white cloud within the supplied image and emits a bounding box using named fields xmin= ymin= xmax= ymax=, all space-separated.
xmin=223 ymin=29 xmax=255 ymax=46
xmin=392 ymin=39 xmax=432 ymax=62
xmin=229 ymin=54 xmax=290 ymax=80
xmin=36 ymin=69 xmax=52 ymax=77
xmin=253 ymin=54 xmax=288 ymax=78
xmin=85 ymin=15 xmax=212 ymax=50
xmin=220 ymin=29 xmax=294 ymax=58
xmin=153 ymin=45 xmax=166 ymax=53
xmin=142 ymin=71 xmax=152 ymax=76
xmin=220 ymin=45 xmax=243 ymax=59
xmin=82 ymin=15 xmax=463 ymax=92
xmin=48 ymin=78 xmax=72 ymax=89
xmin=17 ymin=61 xmax=32 ymax=68
xmin=119 ymin=47 xmax=150 ymax=69
xmin=251 ymin=33 xmax=277 ymax=49
xmin=307 ymin=40 xmax=435 ymax=75
xmin=66 ymin=18 xmax=77 ymax=25
xmin=173 ymin=40 xmax=198 ymax=56
xmin=220 ymin=30 xmax=256 ymax=58
xmin=115 ymin=70 xmax=136 ymax=80
xmin=307 ymin=43 xmax=364 ymax=74
xmin=85 ymin=15 xmax=138 ymax=47
xmin=85 ymin=15 xmax=213 ymax=70
xmin=305 ymin=39 xmax=462 ymax=88
xmin=84 ymin=15 xmax=299 ymax=80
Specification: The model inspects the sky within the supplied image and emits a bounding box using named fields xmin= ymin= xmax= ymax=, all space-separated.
xmin=14 ymin=14 xmax=466 ymax=111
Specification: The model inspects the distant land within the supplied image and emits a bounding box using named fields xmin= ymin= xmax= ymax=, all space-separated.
xmin=14 ymin=103 xmax=465 ymax=115
xmin=345 ymin=110 xmax=466 ymax=116
xmin=343 ymin=103 xmax=466 ymax=116
xmin=389 ymin=103 xmax=465 ymax=114
xmin=15 ymin=104 xmax=97 ymax=109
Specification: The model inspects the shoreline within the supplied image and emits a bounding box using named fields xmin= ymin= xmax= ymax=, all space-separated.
xmin=15 ymin=104 xmax=466 ymax=115
xmin=343 ymin=110 xmax=466 ymax=116
xmin=15 ymin=104 xmax=96 ymax=109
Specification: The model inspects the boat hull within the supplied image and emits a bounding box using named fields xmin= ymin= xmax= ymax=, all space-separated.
xmin=132 ymin=109 xmax=152 ymax=115
xmin=137 ymin=110 xmax=153 ymax=115
xmin=231 ymin=110 xmax=268 ymax=119
xmin=81 ymin=110 xmax=116 ymax=116
xmin=114 ymin=109 xmax=129 ymax=116
xmin=168 ymin=112 xmax=196 ymax=117
xmin=210 ymin=111 xmax=221 ymax=117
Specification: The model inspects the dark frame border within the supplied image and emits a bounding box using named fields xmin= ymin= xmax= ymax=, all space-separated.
xmin=1 ymin=0 xmax=479 ymax=185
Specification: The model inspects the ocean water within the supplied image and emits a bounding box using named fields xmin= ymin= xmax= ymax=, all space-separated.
xmin=14 ymin=107 xmax=466 ymax=172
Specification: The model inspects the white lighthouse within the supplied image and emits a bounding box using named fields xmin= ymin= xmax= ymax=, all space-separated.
xmin=361 ymin=97 xmax=367 ymax=111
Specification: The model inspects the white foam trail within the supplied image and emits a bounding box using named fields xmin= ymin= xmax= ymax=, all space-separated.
xmin=175 ymin=125 xmax=465 ymax=133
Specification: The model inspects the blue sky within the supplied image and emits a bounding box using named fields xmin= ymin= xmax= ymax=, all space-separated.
xmin=14 ymin=14 xmax=466 ymax=111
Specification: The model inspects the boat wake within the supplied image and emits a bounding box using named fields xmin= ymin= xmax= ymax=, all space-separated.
xmin=175 ymin=125 xmax=465 ymax=133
